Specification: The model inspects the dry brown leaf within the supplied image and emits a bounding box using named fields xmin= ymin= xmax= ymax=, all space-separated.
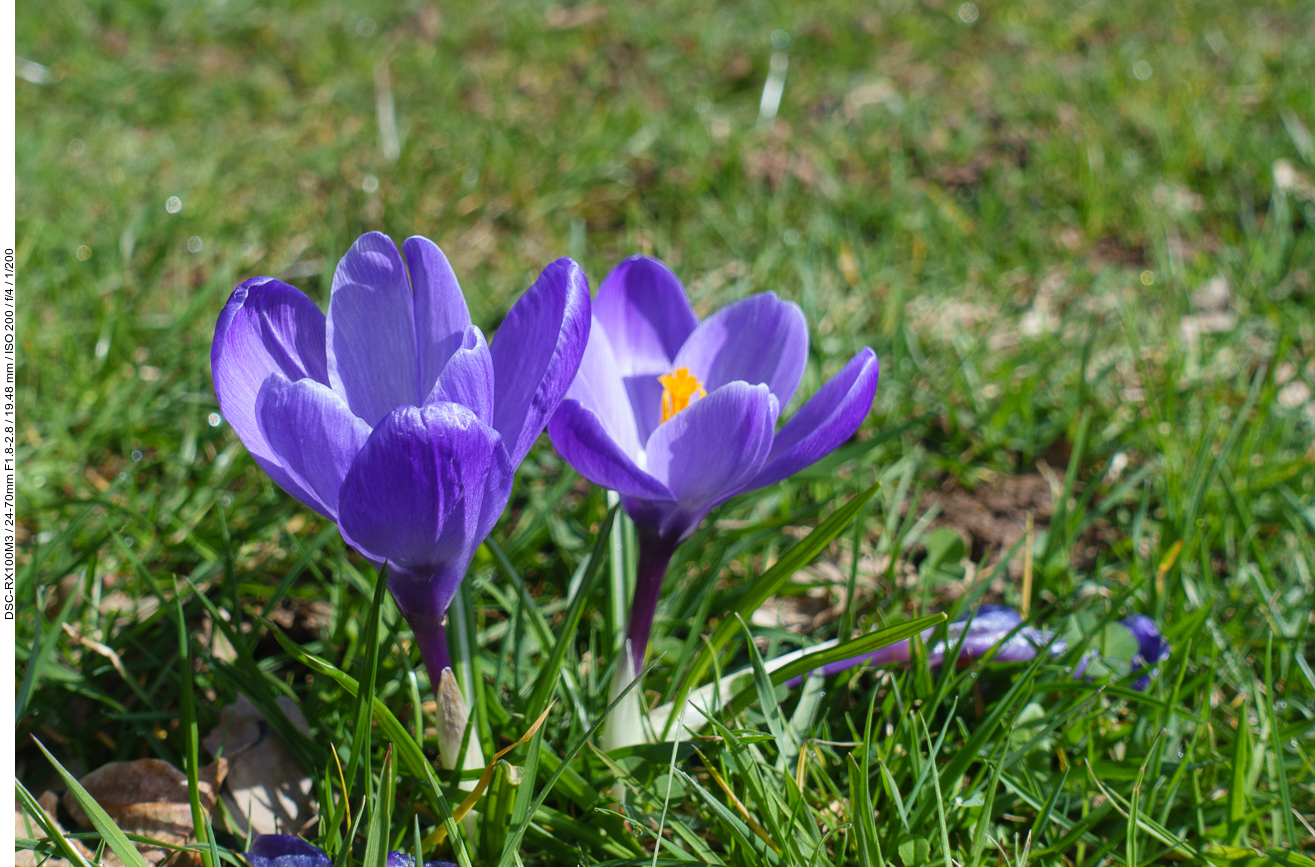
xmin=62 ymin=758 xmax=226 ymax=866
xmin=203 ymin=694 xmax=314 ymax=836
xmin=544 ymin=2 xmax=606 ymax=29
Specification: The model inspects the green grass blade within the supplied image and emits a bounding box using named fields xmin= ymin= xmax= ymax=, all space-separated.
xmin=497 ymin=658 xmax=658 ymax=865
xmin=665 ymin=483 xmax=879 ymax=736
xmin=847 ymin=753 xmax=884 ymax=867
xmin=16 ymin=586 xmax=79 ymax=721
xmin=346 ymin=562 xmax=391 ymax=804
xmin=171 ymin=582 xmax=210 ymax=864
xmin=263 ymin=618 xmax=471 ymax=866
xmin=524 ymin=504 xmax=616 ymax=721
xmin=736 ymin=613 xmax=792 ymax=759
xmin=362 ymin=745 xmax=396 ymax=867
xmin=31 ymin=737 xmax=151 ymax=867
xmin=15 ymin=779 xmax=93 ymax=867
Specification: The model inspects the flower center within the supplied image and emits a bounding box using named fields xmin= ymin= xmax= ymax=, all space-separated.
xmin=658 ymin=367 xmax=706 ymax=423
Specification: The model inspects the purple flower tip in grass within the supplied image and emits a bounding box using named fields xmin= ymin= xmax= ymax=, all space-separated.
xmin=547 ymin=256 xmax=880 ymax=670
xmin=1123 ymin=613 xmax=1170 ymax=690
xmin=212 ymin=232 xmax=589 ymax=682
xmin=242 ymin=836 xmax=454 ymax=867
xmin=386 ymin=852 xmax=458 ymax=867
xmin=244 ymin=835 xmax=331 ymax=867
xmin=787 ymin=605 xmax=1065 ymax=687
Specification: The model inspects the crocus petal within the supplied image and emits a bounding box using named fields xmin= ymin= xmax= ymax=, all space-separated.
xmin=256 ymin=373 xmax=372 ymax=520
xmin=246 ymin=835 xmax=331 ymax=867
xmin=489 ymin=258 xmax=591 ymax=466
xmin=563 ymin=318 xmax=644 ymax=460
xmin=338 ymin=404 xmax=513 ymax=618
xmin=423 ymin=325 xmax=494 ymax=425
xmin=644 ymin=382 xmax=778 ymax=539
xmin=211 ymin=277 xmax=329 ymax=467
xmin=548 ymin=399 xmax=675 ymax=501
xmin=593 ymin=256 xmax=698 ymax=376
xmin=746 ymin=348 xmax=880 ymax=490
xmin=404 ymin=236 xmax=472 ymax=398
xmin=671 ymin=292 xmax=809 ymax=407
xmin=326 ymin=232 xmax=420 ymax=426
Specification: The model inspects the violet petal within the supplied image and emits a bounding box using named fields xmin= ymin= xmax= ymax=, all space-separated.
xmin=423 ymin=325 xmax=495 ymax=425
xmin=256 ymin=373 xmax=372 ymax=520
xmin=338 ymin=403 xmax=513 ymax=619
xmin=489 ymin=258 xmax=591 ymax=466
xmin=326 ymin=231 xmax=421 ymax=425
xmin=593 ymin=255 xmax=698 ymax=377
xmin=671 ymin=292 xmax=809 ymax=407
xmin=548 ymin=399 xmax=675 ymax=501
xmin=645 ymin=381 xmax=778 ymax=539
xmin=403 ymin=235 xmax=473 ymax=399
xmin=746 ymin=348 xmax=880 ymax=490
xmin=212 ymin=277 xmax=329 ymax=468
xmin=559 ymin=318 xmax=645 ymax=460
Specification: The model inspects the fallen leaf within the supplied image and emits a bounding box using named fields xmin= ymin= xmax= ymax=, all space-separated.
xmin=203 ymin=694 xmax=315 ymax=836
xmin=62 ymin=757 xmax=226 ymax=866
xmin=543 ymin=2 xmax=606 ymax=29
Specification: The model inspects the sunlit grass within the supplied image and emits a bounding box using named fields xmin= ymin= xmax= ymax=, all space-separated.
xmin=16 ymin=0 xmax=1315 ymax=864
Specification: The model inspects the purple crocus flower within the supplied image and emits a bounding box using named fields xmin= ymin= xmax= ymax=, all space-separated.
xmin=547 ymin=256 xmax=880 ymax=670
xmin=243 ymin=835 xmax=455 ymax=867
xmin=212 ymin=231 xmax=589 ymax=679
xmin=787 ymin=605 xmax=1065 ymax=686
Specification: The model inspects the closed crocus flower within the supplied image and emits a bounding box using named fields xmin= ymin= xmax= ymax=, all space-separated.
xmin=792 ymin=607 xmax=1167 ymax=691
xmin=788 ymin=606 xmax=1064 ymax=686
xmin=212 ymin=231 xmax=589 ymax=683
xmin=548 ymin=257 xmax=880 ymax=677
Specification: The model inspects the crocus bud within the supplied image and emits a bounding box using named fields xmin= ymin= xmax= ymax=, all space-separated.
xmin=602 ymin=640 xmax=644 ymax=753
xmin=436 ymin=667 xmax=486 ymax=777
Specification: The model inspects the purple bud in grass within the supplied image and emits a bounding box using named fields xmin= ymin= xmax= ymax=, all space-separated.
xmin=1123 ymin=613 xmax=1169 ymax=690
xmin=212 ymin=232 xmax=589 ymax=688
xmin=787 ymin=605 xmax=1065 ymax=686
xmin=788 ymin=607 xmax=1168 ymax=692
xmin=547 ymin=256 xmax=880 ymax=675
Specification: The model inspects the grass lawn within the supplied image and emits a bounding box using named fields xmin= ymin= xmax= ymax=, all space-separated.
xmin=15 ymin=0 xmax=1315 ymax=864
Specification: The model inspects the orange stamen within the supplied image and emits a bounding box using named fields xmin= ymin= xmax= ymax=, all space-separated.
xmin=658 ymin=368 xmax=706 ymax=423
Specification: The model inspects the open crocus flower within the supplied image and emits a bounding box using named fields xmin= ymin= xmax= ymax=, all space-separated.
xmin=212 ymin=231 xmax=589 ymax=681
xmin=548 ymin=256 xmax=880 ymax=675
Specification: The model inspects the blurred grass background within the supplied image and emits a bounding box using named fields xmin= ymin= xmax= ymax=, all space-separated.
xmin=15 ymin=0 xmax=1315 ymax=863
